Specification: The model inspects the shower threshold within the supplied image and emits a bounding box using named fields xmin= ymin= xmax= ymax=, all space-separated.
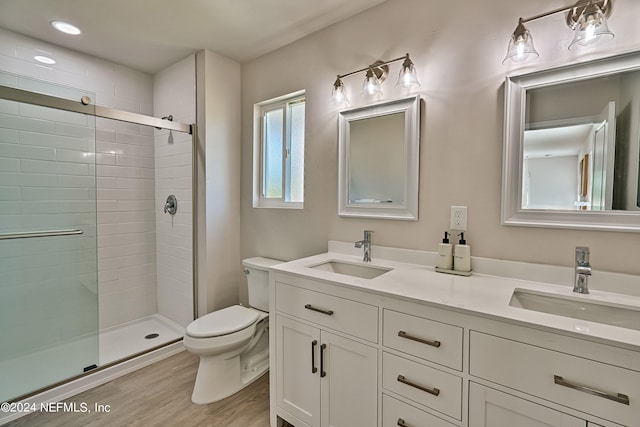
xmin=0 ymin=314 xmax=184 ymax=404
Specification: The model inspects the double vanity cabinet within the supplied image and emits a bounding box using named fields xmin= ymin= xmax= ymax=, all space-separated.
xmin=268 ymin=249 xmax=640 ymax=427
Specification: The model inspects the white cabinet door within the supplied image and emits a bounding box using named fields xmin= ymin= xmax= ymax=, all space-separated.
xmin=320 ymin=331 xmax=378 ymax=427
xmin=469 ymin=382 xmax=585 ymax=427
xmin=276 ymin=316 xmax=321 ymax=427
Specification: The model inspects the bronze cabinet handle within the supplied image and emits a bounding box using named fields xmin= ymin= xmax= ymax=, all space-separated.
xmin=397 ymin=418 xmax=408 ymax=427
xmin=554 ymin=375 xmax=629 ymax=405
xmin=305 ymin=304 xmax=334 ymax=316
xmin=311 ymin=340 xmax=318 ymax=374
xmin=397 ymin=374 xmax=440 ymax=396
xmin=320 ymin=343 xmax=327 ymax=378
xmin=398 ymin=330 xmax=441 ymax=348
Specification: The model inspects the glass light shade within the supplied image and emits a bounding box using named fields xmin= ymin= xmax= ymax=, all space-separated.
xmin=396 ymin=56 xmax=421 ymax=89
xmin=361 ymin=68 xmax=383 ymax=98
xmin=503 ymin=20 xmax=539 ymax=64
xmin=568 ymin=4 xmax=614 ymax=51
xmin=331 ymin=77 xmax=349 ymax=106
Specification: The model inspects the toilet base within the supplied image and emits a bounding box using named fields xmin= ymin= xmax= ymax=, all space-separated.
xmin=191 ymin=351 xmax=269 ymax=404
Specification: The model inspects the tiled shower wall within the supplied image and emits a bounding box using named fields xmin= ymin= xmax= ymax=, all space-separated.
xmin=153 ymin=56 xmax=195 ymax=328
xmin=0 ymin=28 xmax=194 ymax=330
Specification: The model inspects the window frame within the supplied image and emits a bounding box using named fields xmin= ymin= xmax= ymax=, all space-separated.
xmin=253 ymin=90 xmax=305 ymax=209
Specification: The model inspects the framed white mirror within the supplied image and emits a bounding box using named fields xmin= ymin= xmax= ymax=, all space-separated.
xmin=502 ymin=51 xmax=640 ymax=232
xmin=338 ymin=95 xmax=420 ymax=220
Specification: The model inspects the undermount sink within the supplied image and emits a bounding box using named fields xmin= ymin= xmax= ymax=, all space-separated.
xmin=308 ymin=260 xmax=392 ymax=279
xmin=509 ymin=288 xmax=640 ymax=331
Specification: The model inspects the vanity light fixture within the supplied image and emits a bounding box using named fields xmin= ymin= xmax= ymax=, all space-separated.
xmin=503 ymin=0 xmax=614 ymax=65
xmin=331 ymin=53 xmax=420 ymax=106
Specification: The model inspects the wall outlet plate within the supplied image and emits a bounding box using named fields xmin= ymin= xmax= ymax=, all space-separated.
xmin=450 ymin=206 xmax=467 ymax=231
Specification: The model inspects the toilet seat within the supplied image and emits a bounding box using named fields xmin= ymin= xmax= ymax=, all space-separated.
xmin=186 ymin=305 xmax=260 ymax=338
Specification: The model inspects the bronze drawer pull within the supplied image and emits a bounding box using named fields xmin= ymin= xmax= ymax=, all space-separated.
xmin=397 ymin=374 xmax=440 ymax=396
xmin=398 ymin=330 xmax=441 ymax=348
xmin=320 ymin=344 xmax=327 ymax=378
xmin=305 ymin=304 xmax=334 ymax=316
xmin=554 ymin=375 xmax=630 ymax=405
xmin=311 ymin=340 xmax=318 ymax=374
xmin=397 ymin=418 xmax=409 ymax=426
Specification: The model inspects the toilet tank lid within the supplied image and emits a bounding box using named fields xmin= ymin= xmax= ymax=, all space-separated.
xmin=242 ymin=257 xmax=282 ymax=271
xmin=186 ymin=305 xmax=260 ymax=338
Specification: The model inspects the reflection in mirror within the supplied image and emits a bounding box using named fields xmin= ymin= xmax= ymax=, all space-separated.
xmin=502 ymin=51 xmax=640 ymax=231
xmin=338 ymin=95 xmax=420 ymax=220
xmin=349 ymin=112 xmax=405 ymax=204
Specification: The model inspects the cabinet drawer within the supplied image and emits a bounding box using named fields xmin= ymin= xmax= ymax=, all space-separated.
xmin=383 ymin=309 xmax=463 ymax=371
xmin=383 ymin=352 xmax=462 ymax=420
xmin=470 ymin=331 xmax=639 ymax=426
xmin=383 ymin=394 xmax=456 ymax=427
xmin=275 ymin=282 xmax=378 ymax=342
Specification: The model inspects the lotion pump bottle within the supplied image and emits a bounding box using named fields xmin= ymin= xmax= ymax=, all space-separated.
xmin=436 ymin=231 xmax=453 ymax=270
xmin=453 ymin=232 xmax=471 ymax=272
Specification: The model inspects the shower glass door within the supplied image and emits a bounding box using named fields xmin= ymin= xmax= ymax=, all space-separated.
xmin=0 ymin=72 xmax=99 ymax=402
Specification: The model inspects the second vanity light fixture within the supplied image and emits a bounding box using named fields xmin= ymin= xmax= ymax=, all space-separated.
xmin=331 ymin=53 xmax=420 ymax=106
xmin=503 ymin=0 xmax=614 ymax=64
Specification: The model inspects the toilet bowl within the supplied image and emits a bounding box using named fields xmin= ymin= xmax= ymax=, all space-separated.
xmin=183 ymin=257 xmax=280 ymax=404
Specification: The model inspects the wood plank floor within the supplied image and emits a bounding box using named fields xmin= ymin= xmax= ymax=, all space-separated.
xmin=6 ymin=350 xmax=270 ymax=427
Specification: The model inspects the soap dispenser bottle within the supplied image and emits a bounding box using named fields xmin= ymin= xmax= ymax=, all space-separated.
xmin=436 ymin=231 xmax=453 ymax=270
xmin=453 ymin=232 xmax=471 ymax=272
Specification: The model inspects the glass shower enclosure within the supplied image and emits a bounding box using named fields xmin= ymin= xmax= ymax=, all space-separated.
xmin=0 ymin=72 xmax=99 ymax=401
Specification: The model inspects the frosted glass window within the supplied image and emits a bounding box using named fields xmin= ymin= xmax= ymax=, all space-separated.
xmin=288 ymin=102 xmax=305 ymax=203
xmin=254 ymin=92 xmax=305 ymax=208
xmin=263 ymin=108 xmax=284 ymax=199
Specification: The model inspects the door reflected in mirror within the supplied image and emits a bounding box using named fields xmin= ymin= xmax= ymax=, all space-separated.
xmin=523 ymin=105 xmax=618 ymax=211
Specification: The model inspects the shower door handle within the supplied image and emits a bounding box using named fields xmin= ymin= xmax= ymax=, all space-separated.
xmin=0 ymin=229 xmax=83 ymax=240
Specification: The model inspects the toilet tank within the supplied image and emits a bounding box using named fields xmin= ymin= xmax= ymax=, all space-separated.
xmin=243 ymin=257 xmax=282 ymax=312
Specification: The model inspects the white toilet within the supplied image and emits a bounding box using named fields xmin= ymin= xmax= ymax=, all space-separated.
xmin=183 ymin=257 xmax=281 ymax=404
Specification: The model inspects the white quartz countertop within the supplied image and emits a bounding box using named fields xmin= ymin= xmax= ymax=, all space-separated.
xmin=271 ymin=249 xmax=640 ymax=351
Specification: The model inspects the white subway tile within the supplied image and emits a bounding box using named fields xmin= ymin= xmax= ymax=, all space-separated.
xmin=58 ymin=175 xmax=95 ymax=188
xmin=0 ymin=157 xmax=20 ymax=172
xmin=98 ymin=188 xmax=155 ymax=201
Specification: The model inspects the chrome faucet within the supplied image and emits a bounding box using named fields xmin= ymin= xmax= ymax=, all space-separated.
xmin=354 ymin=230 xmax=373 ymax=262
xmin=573 ymin=246 xmax=591 ymax=294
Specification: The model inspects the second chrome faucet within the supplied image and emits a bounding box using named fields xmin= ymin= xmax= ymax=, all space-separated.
xmin=573 ymin=246 xmax=591 ymax=294
xmin=355 ymin=230 xmax=373 ymax=262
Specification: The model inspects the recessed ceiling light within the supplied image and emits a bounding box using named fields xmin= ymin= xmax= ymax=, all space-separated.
xmin=34 ymin=55 xmax=56 ymax=65
xmin=50 ymin=20 xmax=81 ymax=35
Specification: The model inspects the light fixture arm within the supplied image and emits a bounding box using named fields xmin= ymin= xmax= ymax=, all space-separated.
xmin=519 ymin=0 xmax=611 ymax=26
xmin=336 ymin=54 xmax=409 ymax=80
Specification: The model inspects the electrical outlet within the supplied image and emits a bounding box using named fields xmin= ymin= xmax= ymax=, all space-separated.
xmin=450 ymin=206 xmax=467 ymax=231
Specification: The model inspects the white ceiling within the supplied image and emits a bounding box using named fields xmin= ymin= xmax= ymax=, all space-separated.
xmin=0 ymin=0 xmax=388 ymax=74
xmin=524 ymin=124 xmax=595 ymax=159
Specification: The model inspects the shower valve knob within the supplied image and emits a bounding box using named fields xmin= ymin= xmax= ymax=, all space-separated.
xmin=164 ymin=195 xmax=177 ymax=215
